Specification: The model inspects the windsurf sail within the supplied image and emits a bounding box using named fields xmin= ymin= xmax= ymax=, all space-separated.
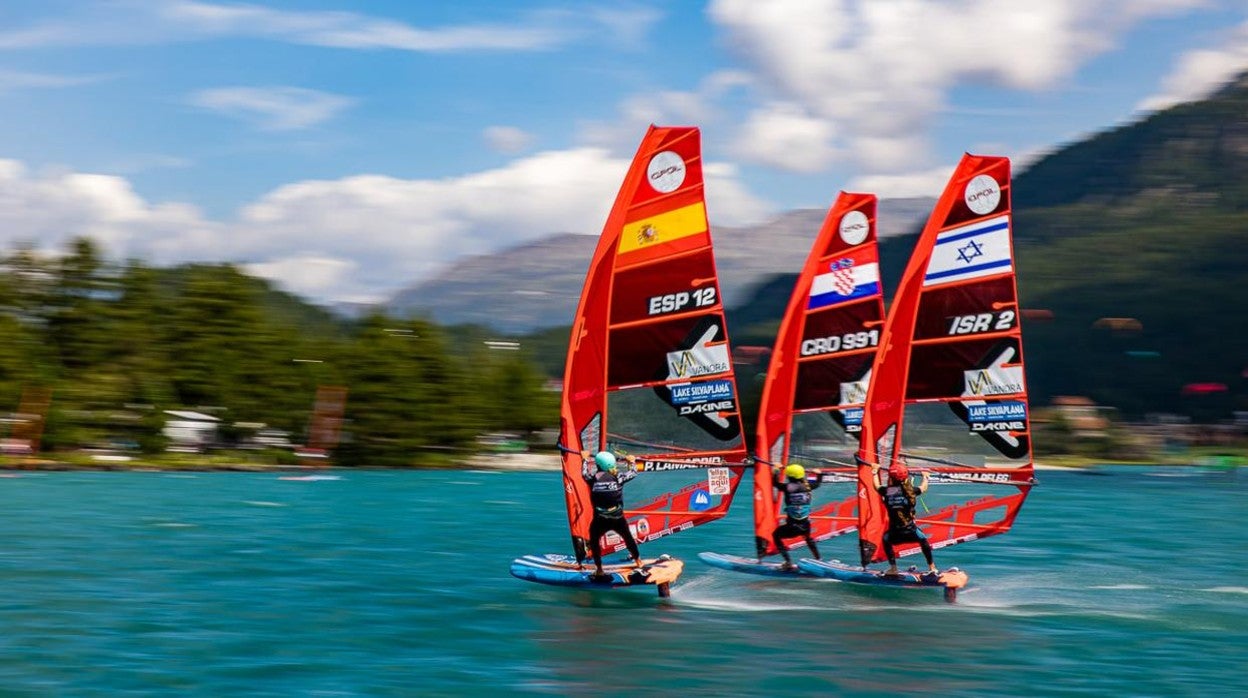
xmin=855 ymin=154 xmax=1035 ymax=567
xmin=296 ymin=385 xmax=347 ymax=462
xmin=559 ymin=125 xmax=749 ymax=563
xmin=752 ymin=193 xmax=886 ymax=557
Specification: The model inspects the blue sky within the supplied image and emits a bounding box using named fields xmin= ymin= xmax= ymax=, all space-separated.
xmin=1 ymin=1 xmax=1245 ymax=305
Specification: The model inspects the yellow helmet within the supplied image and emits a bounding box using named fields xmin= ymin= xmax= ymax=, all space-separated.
xmin=784 ymin=463 xmax=805 ymax=480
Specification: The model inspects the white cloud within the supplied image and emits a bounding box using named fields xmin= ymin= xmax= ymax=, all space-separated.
xmin=188 ymin=86 xmax=355 ymax=131
xmin=0 ymin=158 xmax=221 ymax=262
xmin=577 ymin=70 xmax=753 ymax=156
xmin=245 ymin=255 xmax=358 ymax=301
xmin=732 ymin=102 xmax=839 ymax=172
xmin=0 ymin=1 xmax=586 ymax=52
xmin=707 ymin=0 xmax=1208 ymax=175
xmin=847 ymin=165 xmax=956 ymax=199
xmin=0 ymin=69 xmax=107 ymax=93
xmin=1138 ymin=20 xmax=1248 ymax=111
xmin=483 ymin=126 xmax=534 ymax=154
xmin=0 ymin=148 xmax=769 ymax=305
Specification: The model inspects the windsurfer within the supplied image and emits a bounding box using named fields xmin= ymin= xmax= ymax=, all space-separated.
xmin=582 ymin=450 xmax=643 ymax=580
xmin=770 ymin=463 xmax=822 ymax=571
xmin=871 ymin=461 xmax=938 ymax=577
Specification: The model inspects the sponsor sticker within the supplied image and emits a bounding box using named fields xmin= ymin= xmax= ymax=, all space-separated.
xmin=843 ymin=407 xmax=864 ymax=425
xmin=689 ymin=488 xmax=712 ymax=512
xmin=964 ymin=174 xmax=1001 ymax=214
xmin=666 ymin=324 xmax=731 ymax=379
xmin=647 ymin=150 xmax=686 ymax=193
xmin=839 ymin=209 xmax=869 ymax=245
xmin=840 ymin=379 xmax=868 ymax=406
xmin=967 ymin=401 xmax=1027 ymax=422
xmin=633 ymin=516 xmax=650 ymax=541
xmin=670 ymin=380 xmax=734 ymax=405
xmin=963 ymin=365 xmax=1025 ymax=396
xmin=707 ymin=467 xmax=731 ymax=496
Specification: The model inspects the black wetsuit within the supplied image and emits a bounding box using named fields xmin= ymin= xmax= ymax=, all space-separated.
xmin=582 ymin=462 xmax=641 ymax=570
xmin=771 ymin=471 xmax=822 ymax=564
xmin=878 ymin=479 xmax=934 ymax=567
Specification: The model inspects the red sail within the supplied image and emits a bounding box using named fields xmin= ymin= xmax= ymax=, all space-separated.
xmin=561 ymin=126 xmax=749 ymax=561
xmin=856 ymin=154 xmax=1034 ymax=567
xmin=753 ymin=193 xmax=885 ymax=557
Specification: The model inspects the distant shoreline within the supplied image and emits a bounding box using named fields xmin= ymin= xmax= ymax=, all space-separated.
xmin=0 ymin=453 xmax=1228 ymax=473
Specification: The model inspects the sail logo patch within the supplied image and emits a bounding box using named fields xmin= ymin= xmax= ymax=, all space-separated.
xmin=839 ymin=209 xmax=869 ymax=245
xmin=643 ymin=456 xmax=723 ymax=472
xmin=967 ymin=401 xmax=1027 ymax=422
xmin=689 ymin=488 xmax=712 ymax=511
xmin=809 ymin=249 xmax=880 ymax=309
xmin=632 ymin=517 xmax=650 ymax=541
xmin=707 ymin=467 xmax=731 ymax=496
xmin=840 ymin=378 xmax=869 ymax=406
xmin=647 ymin=151 xmax=687 ymax=193
xmin=670 ymin=380 xmax=734 ymax=404
xmin=964 ymin=174 xmax=1001 ymax=214
xmin=967 ymin=401 xmax=1027 ymax=431
xmin=666 ymin=324 xmax=730 ymax=378
xmin=678 ymin=400 xmax=735 ymax=415
xmin=924 ymin=214 xmax=1012 ymax=287
xmin=963 ymin=365 xmax=1025 ymax=396
xmin=843 ymin=407 xmax=864 ymax=432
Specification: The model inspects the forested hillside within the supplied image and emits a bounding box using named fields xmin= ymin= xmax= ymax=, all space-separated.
xmin=729 ymin=73 xmax=1248 ymax=420
xmin=0 ymin=239 xmax=556 ymax=465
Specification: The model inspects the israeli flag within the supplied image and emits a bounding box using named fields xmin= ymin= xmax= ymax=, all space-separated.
xmin=924 ymin=215 xmax=1012 ymax=287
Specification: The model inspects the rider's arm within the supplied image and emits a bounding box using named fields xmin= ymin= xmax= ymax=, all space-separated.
xmin=617 ymin=454 xmax=640 ymax=484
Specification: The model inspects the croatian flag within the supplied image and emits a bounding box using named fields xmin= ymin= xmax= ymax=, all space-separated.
xmin=808 ymin=251 xmax=880 ymax=310
xmin=924 ymin=214 xmax=1013 ymax=287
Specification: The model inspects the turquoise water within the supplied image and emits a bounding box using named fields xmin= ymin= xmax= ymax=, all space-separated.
xmin=0 ymin=467 xmax=1243 ymax=696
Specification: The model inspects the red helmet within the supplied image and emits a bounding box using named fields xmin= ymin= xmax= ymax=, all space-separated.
xmin=888 ymin=463 xmax=910 ymax=482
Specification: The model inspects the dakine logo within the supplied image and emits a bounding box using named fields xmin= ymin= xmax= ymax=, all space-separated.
xmin=971 ymin=421 xmax=1026 ymax=432
xmin=964 ymin=174 xmax=1001 ymax=215
xmin=839 ymin=210 xmax=869 ymax=245
xmin=678 ymin=400 xmax=735 ymax=415
xmin=647 ymin=150 xmax=686 ymax=193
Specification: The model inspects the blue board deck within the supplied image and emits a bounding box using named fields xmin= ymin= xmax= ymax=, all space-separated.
xmin=797 ymin=558 xmax=969 ymax=601
xmin=697 ymin=551 xmax=809 ymax=577
xmin=510 ymin=554 xmax=683 ymax=593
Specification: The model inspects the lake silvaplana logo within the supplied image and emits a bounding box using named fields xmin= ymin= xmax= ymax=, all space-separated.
xmin=964 ymin=174 xmax=1001 ymax=215
xmin=647 ymin=151 xmax=686 ymax=193
xmin=839 ymin=209 xmax=869 ymax=245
